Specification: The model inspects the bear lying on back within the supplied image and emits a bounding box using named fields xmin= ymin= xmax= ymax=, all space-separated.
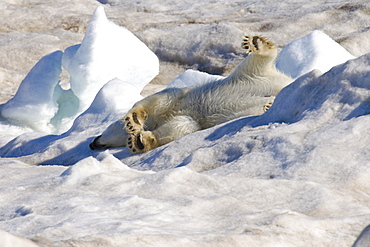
xmin=90 ymin=35 xmax=293 ymax=153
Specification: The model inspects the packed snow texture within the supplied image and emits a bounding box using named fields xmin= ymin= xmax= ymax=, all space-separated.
xmin=1 ymin=1 xmax=370 ymax=247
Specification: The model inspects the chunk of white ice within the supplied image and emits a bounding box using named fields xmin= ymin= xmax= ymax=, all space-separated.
xmin=167 ymin=69 xmax=224 ymax=88
xmin=276 ymin=30 xmax=356 ymax=79
xmin=0 ymin=51 xmax=63 ymax=133
xmin=63 ymin=6 xmax=159 ymax=114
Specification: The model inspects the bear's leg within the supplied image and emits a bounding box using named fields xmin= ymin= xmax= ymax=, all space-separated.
xmin=127 ymin=115 xmax=200 ymax=154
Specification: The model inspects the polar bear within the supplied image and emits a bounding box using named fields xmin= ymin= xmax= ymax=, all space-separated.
xmin=90 ymin=35 xmax=293 ymax=153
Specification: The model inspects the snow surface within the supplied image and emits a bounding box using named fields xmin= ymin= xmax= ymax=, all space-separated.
xmin=1 ymin=2 xmax=370 ymax=247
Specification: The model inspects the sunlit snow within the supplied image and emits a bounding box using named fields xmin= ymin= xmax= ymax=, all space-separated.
xmin=1 ymin=2 xmax=370 ymax=247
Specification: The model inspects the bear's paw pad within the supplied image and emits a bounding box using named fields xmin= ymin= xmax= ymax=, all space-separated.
xmin=127 ymin=134 xmax=145 ymax=153
xmin=127 ymin=131 xmax=157 ymax=154
xmin=124 ymin=110 xmax=147 ymax=134
xmin=242 ymin=35 xmax=275 ymax=54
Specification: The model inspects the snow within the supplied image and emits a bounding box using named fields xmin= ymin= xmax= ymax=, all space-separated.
xmin=63 ymin=6 xmax=158 ymax=114
xmin=0 ymin=6 xmax=158 ymax=134
xmin=353 ymin=225 xmax=370 ymax=247
xmin=0 ymin=51 xmax=63 ymax=133
xmin=276 ymin=30 xmax=356 ymax=79
xmin=167 ymin=69 xmax=225 ymax=88
xmin=0 ymin=230 xmax=40 ymax=247
xmin=1 ymin=2 xmax=370 ymax=247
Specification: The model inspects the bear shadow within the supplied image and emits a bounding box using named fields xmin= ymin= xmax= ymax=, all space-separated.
xmin=0 ymin=134 xmax=60 ymax=158
xmin=38 ymin=137 xmax=99 ymax=166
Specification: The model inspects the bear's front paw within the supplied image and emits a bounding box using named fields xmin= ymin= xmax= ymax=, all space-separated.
xmin=127 ymin=131 xmax=158 ymax=154
xmin=123 ymin=108 xmax=148 ymax=134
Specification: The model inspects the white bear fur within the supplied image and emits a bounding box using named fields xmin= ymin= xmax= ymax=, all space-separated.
xmin=90 ymin=35 xmax=293 ymax=153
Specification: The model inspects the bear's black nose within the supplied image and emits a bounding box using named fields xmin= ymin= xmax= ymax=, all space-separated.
xmin=89 ymin=135 xmax=104 ymax=150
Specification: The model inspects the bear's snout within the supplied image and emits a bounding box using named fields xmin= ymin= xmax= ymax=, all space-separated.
xmin=89 ymin=135 xmax=106 ymax=150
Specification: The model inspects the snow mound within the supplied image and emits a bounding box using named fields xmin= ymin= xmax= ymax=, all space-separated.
xmin=63 ymin=6 xmax=158 ymax=113
xmin=258 ymin=53 xmax=370 ymax=126
xmin=0 ymin=51 xmax=63 ymax=133
xmin=276 ymin=30 xmax=356 ymax=79
xmin=0 ymin=6 xmax=158 ymax=134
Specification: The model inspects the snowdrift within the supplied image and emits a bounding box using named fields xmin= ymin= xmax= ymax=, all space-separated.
xmin=0 ymin=6 xmax=369 ymax=247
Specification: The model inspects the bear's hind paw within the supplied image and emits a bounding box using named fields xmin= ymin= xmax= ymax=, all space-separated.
xmin=263 ymin=102 xmax=272 ymax=112
xmin=242 ymin=35 xmax=275 ymax=55
xmin=127 ymin=131 xmax=158 ymax=154
xmin=263 ymin=98 xmax=275 ymax=112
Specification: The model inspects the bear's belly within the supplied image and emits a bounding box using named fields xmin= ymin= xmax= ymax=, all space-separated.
xmin=177 ymin=90 xmax=270 ymax=129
